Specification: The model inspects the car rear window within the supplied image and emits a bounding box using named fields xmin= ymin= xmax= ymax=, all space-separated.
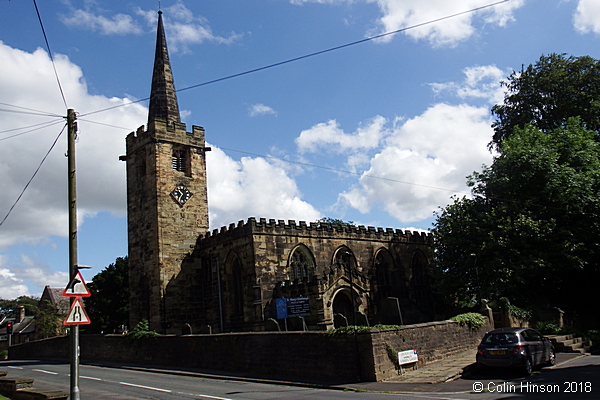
xmin=482 ymin=332 xmax=518 ymax=345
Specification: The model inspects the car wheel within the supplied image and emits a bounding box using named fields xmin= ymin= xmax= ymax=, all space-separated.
xmin=546 ymin=350 xmax=556 ymax=366
xmin=522 ymin=357 xmax=533 ymax=376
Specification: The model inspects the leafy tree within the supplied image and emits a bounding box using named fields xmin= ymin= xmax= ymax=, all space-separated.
xmin=316 ymin=217 xmax=355 ymax=227
xmin=0 ymin=296 xmax=65 ymax=338
xmin=491 ymin=54 xmax=600 ymax=149
xmin=83 ymin=257 xmax=129 ymax=333
xmin=0 ymin=296 xmax=39 ymax=317
xmin=433 ymin=120 xmax=600 ymax=327
xmin=36 ymin=299 xmax=66 ymax=338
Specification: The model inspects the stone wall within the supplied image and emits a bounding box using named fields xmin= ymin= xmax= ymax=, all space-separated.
xmin=9 ymin=319 xmax=490 ymax=383
xmin=367 ymin=319 xmax=492 ymax=381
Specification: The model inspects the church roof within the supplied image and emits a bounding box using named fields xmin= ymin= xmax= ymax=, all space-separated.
xmin=148 ymin=11 xmax=181 ymax=125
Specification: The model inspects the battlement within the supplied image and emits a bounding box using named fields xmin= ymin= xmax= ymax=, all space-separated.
xmin=199 ymin=217 xmax=431 ymax=245
xmin=125 ymin=119 xmax=205 ymax=150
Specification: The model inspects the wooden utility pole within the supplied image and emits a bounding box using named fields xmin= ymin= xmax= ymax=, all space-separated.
xmin=66 ymin=108 xmax=81 ymax=400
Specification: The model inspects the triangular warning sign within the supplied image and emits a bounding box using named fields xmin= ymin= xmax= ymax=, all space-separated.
xmin=63 ymin=271 xmax=91 ymax=297
xmin=63 ymin=297 xmax=91 ymax=326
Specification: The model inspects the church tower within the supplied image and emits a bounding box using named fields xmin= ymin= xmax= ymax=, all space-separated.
xmin=123 ymin=11 xmax=210 ymax=332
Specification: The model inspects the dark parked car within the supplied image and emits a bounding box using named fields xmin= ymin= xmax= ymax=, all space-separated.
xmin=476 ymin=327 xmax=555 ymax=375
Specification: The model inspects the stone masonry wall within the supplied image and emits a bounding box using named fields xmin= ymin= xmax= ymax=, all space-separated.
xmin=9 ymin=319 xmax=490 ymax=383
xmin=367 ymin=318 xmax=493 ymax=381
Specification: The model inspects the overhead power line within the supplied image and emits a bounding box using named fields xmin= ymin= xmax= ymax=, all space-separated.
xmin=0 ymin=119 xmax=65 ymax=142
xmin=218 ymin=146 xmax=469 ymax=196
xmin=80 ymin=0 xmax=509 ymax=118
xmin=0 ymin=101 xmax=64 ymax=118
xmin=0 ymin=124 xmax=67 ymax=229
xmin=33 ymin=0 xmax=68 ymax=109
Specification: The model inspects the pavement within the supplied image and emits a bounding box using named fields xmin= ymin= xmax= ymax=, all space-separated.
xmin=340 ymin=350 xmax=588 ymax=394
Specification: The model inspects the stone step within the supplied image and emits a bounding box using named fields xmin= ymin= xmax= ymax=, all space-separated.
xmin=547 ymin=334 xmax=574 ymax=342
xmin=0 ymin=375 xmax=69 ymax=400
xmin=13 ymin=388 xmax=69 ymax=400
xmin=0 ymin=377 xmax=35 ymax=392
xmin=549 ymin=335 xmax=591 ymax=354
xmin=561 ymin=338 xmax=582 ymax=347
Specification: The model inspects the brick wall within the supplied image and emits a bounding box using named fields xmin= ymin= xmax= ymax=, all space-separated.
xmin=9 ymin=319 xmax=491 ymax=383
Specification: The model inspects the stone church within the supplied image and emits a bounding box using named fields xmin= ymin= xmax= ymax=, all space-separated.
xmin=122 ymin=12 xmax=438 ymax=334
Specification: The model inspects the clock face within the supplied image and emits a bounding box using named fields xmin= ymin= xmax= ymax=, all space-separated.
xmin=170 ymin=184 xmax=193 ymax=206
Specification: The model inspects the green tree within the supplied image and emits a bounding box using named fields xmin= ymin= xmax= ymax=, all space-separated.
xmin=0 ymin=296 xmax=65 ymax=338
xmin=0 ymin=296 xmax=39 ymax=317
xmin=433 ymin=120 xmax=600 ymax=327
xmin=83 ymin=256 xmax=129 ymax=333
xmin=315 ymin=217 xmax=355 ymax=227
xmin=491 ymin=54 xmax=600 ymax=149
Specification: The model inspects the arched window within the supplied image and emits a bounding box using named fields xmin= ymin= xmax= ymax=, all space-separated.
xmin=374 ymin=249 xmax=393 ymax=298
xmin=333 ymin=247 xmax=355 ymax=272
xmin=226 ymin=253 xmax=244 ymax=317
xmin=289 ymin=245 xmax=315 ymax=280
xmin=410 ymin=251 xmax=431 ymax=310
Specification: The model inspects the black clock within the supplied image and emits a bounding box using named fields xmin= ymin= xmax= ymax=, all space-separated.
xmin=170 ymin=184 xmax=193 ymax=206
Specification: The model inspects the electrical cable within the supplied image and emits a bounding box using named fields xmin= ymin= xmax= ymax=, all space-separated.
xmin=218 ymin=146 xmax=470 ymax=196
xmin=80 ymin=0 xmax=509 ymax=118
xmin=0 ymin=102 xmax=63 ymax=118
xmin=33 ymin=0 xmax=68 ymax=109
xmin=0 ymin=124 xmax=67 ymax=228
xmin=76 ymin=117 xmax=140 ymax=131
xmin=217 ymin=146 xmax=568 ymax=212
xmin=0 ymin=119 xmax=65 ymax=142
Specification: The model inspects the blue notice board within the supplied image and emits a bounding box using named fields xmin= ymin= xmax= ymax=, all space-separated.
xmin=276 ymin=298 xmax=288 ymax=319
xmin=275 ymin=297 xmax=310 ymax=319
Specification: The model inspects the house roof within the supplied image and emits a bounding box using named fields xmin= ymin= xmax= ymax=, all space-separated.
xmin=40 ymin=286 xmax=70 ymax=314
xmin=0 ymin=316 xmax=35 ymax=335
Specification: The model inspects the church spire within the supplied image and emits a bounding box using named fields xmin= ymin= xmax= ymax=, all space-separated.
xmin=148 ymin=11 xmax=181 ymax=125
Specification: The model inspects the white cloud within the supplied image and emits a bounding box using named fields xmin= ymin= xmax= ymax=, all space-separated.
xmin=291 ymin=0 xmax=524 ymax=47
xmin=206 ymin=146 xmax=322 ymax=229
xmin=294 ymin=65 xmax=501 ymax=224
xmin=136 ymin=3 xmax=242 ymax=52
xmin=573 ymin=0 xmax=600 ymax=34
xmin=60 ymin=2 xmax=241 ymax=52
xmin=61 ymin=9 xmax=143 ymax=35
xmin=0 ymin=267 xmax=30 ymax=299
xmin=0 ymin=253 xmax=69 ymax=298
xmin=340 ymin=103 xmax=494 ymax=222
xmin=249 ymin=103 xmax=277 ymax=117
xmin=430 ymin=65 xmax=507 ymax=105
xmin=0 ymin=41 xmax=147 ymax=251
xmin=296 ymin=116 xmax=388 ymax=154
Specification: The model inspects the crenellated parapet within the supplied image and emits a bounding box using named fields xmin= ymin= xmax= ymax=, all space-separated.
xmin=198 ymin=217 xmax=431 ymax=246
xmin=125 ymin=119 xmax=206 ymax=156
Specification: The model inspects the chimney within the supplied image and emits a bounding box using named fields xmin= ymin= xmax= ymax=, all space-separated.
xmin=16 ymin=305 xmax=25 ymax=323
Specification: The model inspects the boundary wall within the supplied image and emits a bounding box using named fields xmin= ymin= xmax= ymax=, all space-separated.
xmin=9 ymin=319 xmax=491 ymax=382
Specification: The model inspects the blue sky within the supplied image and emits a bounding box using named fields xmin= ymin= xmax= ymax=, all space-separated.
xmin=1 ymin=0 xmax=599 ymax=298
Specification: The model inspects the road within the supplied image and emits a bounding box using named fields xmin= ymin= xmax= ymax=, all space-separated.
xmin=0 ymin=359 xmax=452 ymax=400
xmin=1 ymin=355 xmax=598 ymax=399
xmin=441 ymin=354 xmax=600 ymax=399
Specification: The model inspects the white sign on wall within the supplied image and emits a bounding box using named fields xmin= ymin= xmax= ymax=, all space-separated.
xmin=398 ymin=349 xmax=418 ymax=365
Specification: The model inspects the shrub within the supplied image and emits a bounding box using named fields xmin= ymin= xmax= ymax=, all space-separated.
xmin=451 ymin=312 xmax=486 ymax=330
xmin=535 ymin=321 xmax=560 ymax=335
xmin=125 ymin=319 xmax=158 ymax=339
xmin=326 ymin=324 xmax=402 ymax=335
